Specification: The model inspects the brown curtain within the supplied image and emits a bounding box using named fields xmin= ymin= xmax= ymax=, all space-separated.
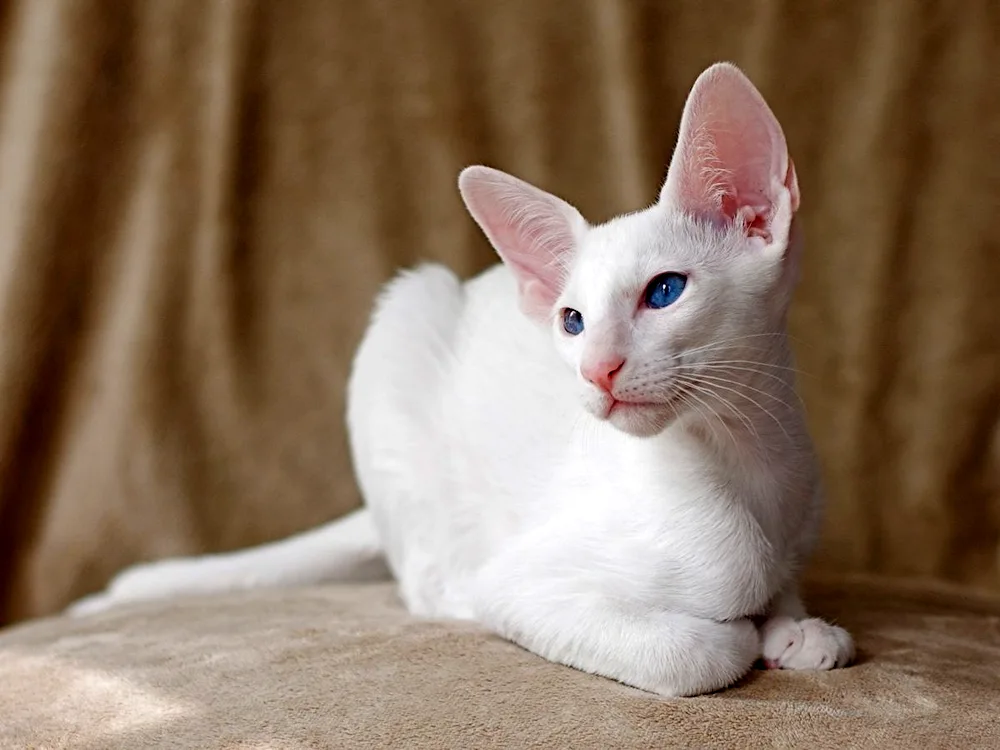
xmin=0 ymin=0 xmax=997 ymax=623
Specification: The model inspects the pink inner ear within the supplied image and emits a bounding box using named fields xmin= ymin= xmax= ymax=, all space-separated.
xmin=660 ymin=63 xmax=799 ymax=245
xmin=458 ymin=166 xmax=586 ymax=321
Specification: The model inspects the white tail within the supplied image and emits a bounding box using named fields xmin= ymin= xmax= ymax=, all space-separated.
xmin=68 ymin=508 xmax=389 ymax=616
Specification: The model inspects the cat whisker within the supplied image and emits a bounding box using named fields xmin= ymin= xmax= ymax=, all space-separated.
xmin=677 ymin=393 xmax=726 ymax=451
xmin=688 ymin=365 xmax=808 ymax=409
xmin=647 ymin=351 xmax=799 ymax=368
xmin=672 ymin=381 xmax=737 ymax=452
xmin=680 ymin=372 xmax=799 ymax=413
xmin=686 ymin=374 xmax=790 ymax=441
xmin=695 ymin=359 xmax=814 ymax=379
xmin=647 ymin=358 xmax=811 ymax=380
xmin=670 ymin=374 xmax=760 ymax=441
xmin=571 ymin=409 xmax=602 ymax=451
xmin=688 ymin=362 xmax=800 ymax=381
xmin=685 ymin=331 xmax=813 ymax=354
xmin=678 ymin=333 xmax=790 ymax=358
xmin=688 ymin=375 xmax=799 ymax=439
xmin=682 ymin=364 xmax=799 ymax=394
xmin=637 ymin=350 xmax=804 ymax=372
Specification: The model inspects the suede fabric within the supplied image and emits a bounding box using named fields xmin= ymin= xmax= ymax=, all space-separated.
xmin=2 ymin=577 xmax=999 ymax=749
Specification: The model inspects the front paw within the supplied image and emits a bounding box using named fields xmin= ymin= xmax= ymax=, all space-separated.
xmin=760 ymin=616 xmax=855 ymax=670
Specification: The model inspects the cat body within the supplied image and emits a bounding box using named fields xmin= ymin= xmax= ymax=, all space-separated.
xmin=69 ymin=63 xmax=854 ymax=696
xmin=353 ymin=255 xmax=811 ymax=626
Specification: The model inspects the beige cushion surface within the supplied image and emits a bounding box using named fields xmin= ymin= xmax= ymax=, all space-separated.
xmin=2 ymin=576 xmax=999 ymax=749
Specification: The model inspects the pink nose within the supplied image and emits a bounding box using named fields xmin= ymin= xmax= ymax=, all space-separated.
xmin=582 ymin=357 xmax=625 ymax=393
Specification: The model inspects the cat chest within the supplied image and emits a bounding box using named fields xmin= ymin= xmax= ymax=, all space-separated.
xmin=591 ymin=468 xmax=789 ymax=619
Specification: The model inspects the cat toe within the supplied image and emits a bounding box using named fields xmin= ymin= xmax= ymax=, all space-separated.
xmin=760 ymin=615 xmax=803 ymax=667
xmin=761 ymin=617 xmax=854 ymax=671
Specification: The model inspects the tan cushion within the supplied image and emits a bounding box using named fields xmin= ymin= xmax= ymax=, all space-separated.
xmin=1 ymin=576 xmax=998 ymax=748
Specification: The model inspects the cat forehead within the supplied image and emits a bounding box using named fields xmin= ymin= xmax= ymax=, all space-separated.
xmin=569 ymin=207 xmax=741 ymax=298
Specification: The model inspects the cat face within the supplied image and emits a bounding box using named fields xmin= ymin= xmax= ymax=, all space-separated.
xmin=459 ymin=62 xmax=801 ymax=438
xmin=551 ymin=209 xmax=793 ymax=437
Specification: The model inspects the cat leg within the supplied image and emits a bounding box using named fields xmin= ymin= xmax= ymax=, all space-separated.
xmin=68 ymin=508 xmax=390 ymax=616
xmin=758 ymin=585 xmax=855 ymax=670
xmin=467 ymin=536 xmax=759 ymax=697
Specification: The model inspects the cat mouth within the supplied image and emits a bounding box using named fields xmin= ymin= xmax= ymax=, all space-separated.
xmin=603 ymin=385 xmax=691 ymax=419
xmin=606 ymin=398 xmax=653 ymax=416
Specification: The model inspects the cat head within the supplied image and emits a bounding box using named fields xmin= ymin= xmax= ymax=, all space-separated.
xmin=458 ymin=63 xmax=802 ymax=438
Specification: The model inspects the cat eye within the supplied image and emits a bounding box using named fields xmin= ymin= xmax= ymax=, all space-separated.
xmin=644 ymin=273 xmax=687 ymax=309
xmin=561 ymin=308 xmax=584 ymax=336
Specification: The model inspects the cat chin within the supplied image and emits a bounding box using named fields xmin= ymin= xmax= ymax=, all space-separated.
xmin=609 ymin=405 xmax=676 ymax=438
xmin=589 ymin=400 xmax=678 ymax=438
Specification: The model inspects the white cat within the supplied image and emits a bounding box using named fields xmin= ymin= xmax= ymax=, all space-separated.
xmin=69 ymin=63 xmax=854 ymax=697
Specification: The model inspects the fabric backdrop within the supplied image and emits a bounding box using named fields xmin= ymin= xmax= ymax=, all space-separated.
xmin=0 ymin=0 xmax=997 ymax=624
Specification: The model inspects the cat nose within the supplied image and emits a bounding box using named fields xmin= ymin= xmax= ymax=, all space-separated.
xmin=582 ymin=357 xmax=626 ymax=393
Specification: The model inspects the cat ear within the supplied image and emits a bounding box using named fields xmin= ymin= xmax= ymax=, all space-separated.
xmin=659 ymin=62 xmax=800 ymax=252
xmin=459 ymin=166 xmax=587 ymax=321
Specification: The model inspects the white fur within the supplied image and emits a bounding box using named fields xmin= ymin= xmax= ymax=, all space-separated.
xmin=68 ymin=63 xmax=854 ymax=696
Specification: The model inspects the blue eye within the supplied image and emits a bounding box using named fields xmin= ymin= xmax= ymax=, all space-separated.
xmin=644 ymin=273 xmax=687 ymax=309
xmin=562 ymin=308 xmax=584 ymax=336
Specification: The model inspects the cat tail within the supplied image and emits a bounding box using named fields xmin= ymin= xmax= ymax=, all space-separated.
xmin=67 ymin=507 xmax=390 ymax=617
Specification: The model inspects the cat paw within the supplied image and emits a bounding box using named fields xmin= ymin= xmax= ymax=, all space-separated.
xmin=759 ymin=616 xmax=855 ymax=670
